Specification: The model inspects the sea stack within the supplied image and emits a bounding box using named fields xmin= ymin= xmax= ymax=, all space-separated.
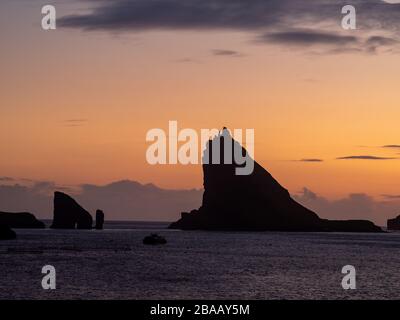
xmin=50 ymin=192 xmax=93 ymax=229
xmin=387 ymin=215 xmax=400 ymax=230
xmin=95 ymin=210 xmax=105 ymax=230
xmin=0 ymin=225 xmax=17 ymax=240
xmin=0 ymin=212 xmax=45 ymax=228
xmin=169 ymin=129 xmax=382 ymax=232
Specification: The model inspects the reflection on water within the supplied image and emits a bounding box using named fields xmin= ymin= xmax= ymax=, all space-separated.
xmin=1 ymin=223 xmax=400 ymax=299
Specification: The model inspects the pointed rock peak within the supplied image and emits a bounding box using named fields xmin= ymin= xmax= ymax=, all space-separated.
xmin=221 ymin=127 xmax=232 ymax=138
xmin=54 ymin=191 xmax=75 ymax=201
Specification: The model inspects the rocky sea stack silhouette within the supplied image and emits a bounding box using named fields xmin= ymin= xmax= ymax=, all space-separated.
xmin=0 ymin=212 xmax=45 ymax=229
xmin=169 ymin=129 xmax=382 ymax=232
xmin=95 ymin=209 xmax=105 ymax=230
xmin=50 ymin=192 xmax=93 ymax=229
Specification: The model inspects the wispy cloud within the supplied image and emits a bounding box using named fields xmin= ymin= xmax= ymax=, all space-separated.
xmin=64 ymin=119 xmax=88 ymax=123
xmin=174 ymin=58 xmax=202 ymax=64
xmin=62 ymin=119 xmax=88 ymax=127
xmin=381 ymin=194 xmax=400 ymax=200
xmin=260 ymin=32 xmax=398 ymax=54
xmin=382 ymin=144 xmax=400 ymax=149
xmin=336 ymin=155 xmax=397 ymax=160
xmin=296 ymin=158 xmax=324 ymax=163
xmin=212 ymin=49 xmax=244 ymax=57
xmin=365 ymin=36 xmax=398 ymax=53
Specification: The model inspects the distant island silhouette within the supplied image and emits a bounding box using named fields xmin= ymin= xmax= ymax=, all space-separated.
xmin=169 ymin=129 xmax=382 ymax=232
xmin=0 ymin=211 xmax=44 ymax=240
xmin=387 ymin=215 xmax=400 ymax=230
xmin=0 ymin=212 xmax=45 ymax=229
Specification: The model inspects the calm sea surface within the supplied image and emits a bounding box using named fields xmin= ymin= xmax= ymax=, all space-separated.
xmin=0 ymin=221 xmax=399 ymax=300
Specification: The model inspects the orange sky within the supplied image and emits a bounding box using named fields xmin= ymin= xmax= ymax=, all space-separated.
xmin=1 ymin=1 xmax=400 ymax=201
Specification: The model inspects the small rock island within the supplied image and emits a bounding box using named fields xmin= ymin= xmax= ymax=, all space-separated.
xmin=95 ymin=209 xmax=105 ymax=230
xmin=169 ymin=129 xmax=382 ymax=233
xmin=50 ymin=191 xmax=93 ymax=229
xmin=50 ymin=191 xmax=105 ymax=230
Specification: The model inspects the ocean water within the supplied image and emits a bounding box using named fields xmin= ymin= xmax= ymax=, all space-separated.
xmin=1 ymin=222 xmax=400 ymax=300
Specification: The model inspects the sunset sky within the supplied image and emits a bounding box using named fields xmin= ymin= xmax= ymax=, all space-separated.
xmin=1 ymin=0 xmax=400 ymax=208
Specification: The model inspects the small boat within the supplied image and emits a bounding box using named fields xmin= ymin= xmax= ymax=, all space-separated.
xmin=143 ymin=234 xmax=167 ymax=245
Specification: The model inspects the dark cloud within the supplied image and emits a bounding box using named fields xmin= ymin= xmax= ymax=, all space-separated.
xmin=336 ymin=155 xmax=397 ymax=160
xmin=64 ymin=119 xmax=88 ymax=123
xmin=303 ymin=78 xmax=318 ymax=83
xmin=382 ymin=145 xmax=400 ymax=149
xmin=0 ymin=177 xmax=14 ymax=182
xmin=297 ymin=159 xmax=324 ymax=162
xmin=259 ymin=30 xmax=358 ymax=46
xmin=174 ymin=58 xmax=202 ymax=63
xmin=58 ymin=0 xmax=400 ymax=53
xmin=296 ymin=187 xmax=318 ymax=201
xmin=365 ymin=35 xmax=398 ymax=53
xmin=294 ymin=187 xmax=400 ymax=226
xmin=212 ymin=49 xmax=244 ymax=57
xmin=0 ymin=184 xmax=53 ymax=218
xmin=0 ymin=179 xmax=202 ymax=221
xmin=381 ymin=194 xmax=400 ymax=200
xmin=58 ymin=0 xmax=286 ymax=31
xmin=259 ymin=31 xmax=398 ymax=54
xmin=76 ymin=180 xmax=202 ymax=221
